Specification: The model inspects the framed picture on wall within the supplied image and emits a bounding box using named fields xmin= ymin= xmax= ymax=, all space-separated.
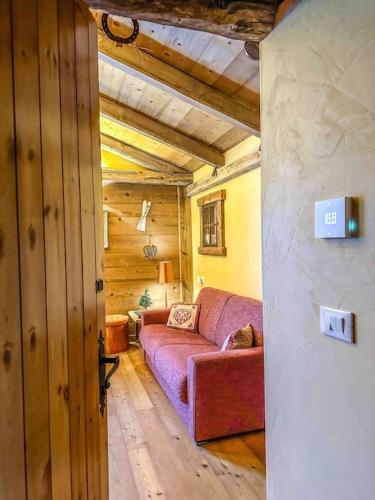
xmin=104 ymin=210 xmax=109 ymax=249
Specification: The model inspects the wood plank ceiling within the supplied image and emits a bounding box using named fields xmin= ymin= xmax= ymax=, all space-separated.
xmin=93 ymin=12 xmax=262 ymax=185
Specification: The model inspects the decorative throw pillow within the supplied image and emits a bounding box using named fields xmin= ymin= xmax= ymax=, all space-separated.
xmin=221 ymin=324 xmax=254 ymax=351
xmin=167 ymin=303 xmax=200 ymax=332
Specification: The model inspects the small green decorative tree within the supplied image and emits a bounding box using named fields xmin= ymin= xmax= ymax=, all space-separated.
xmin=139 ymin=289 xmax=152 ymax=310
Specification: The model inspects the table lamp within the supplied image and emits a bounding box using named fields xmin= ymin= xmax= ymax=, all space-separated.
xmin=157 ymin=260 xmax=174 ymax=308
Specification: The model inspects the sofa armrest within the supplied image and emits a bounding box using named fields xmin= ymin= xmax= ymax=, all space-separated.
xmin=141 ymin=308 xmax=170 ymax=327
xmin=187 ymin=347 xmax=264 ymax=441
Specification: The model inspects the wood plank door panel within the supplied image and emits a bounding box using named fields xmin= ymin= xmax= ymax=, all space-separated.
xmin=0 ymin=1 xmax=109 ymax=498
xmin=38 ymin=0 xmax=72 ymax=496
xmin=75 ymin=2 xmax=103 ymax=498
xmin=12 ymin=0 xmax=52 ymax=496
xmin=59 ymin=1 xmax=89 ymax=497
xmin=88 ymin=15 xmax=110 ymax=500
xmin=0 ymin=1 xmax=26 ymax=498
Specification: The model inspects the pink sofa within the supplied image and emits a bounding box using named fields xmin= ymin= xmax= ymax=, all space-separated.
xmin=140 ymin=287 xmax=265 ymax=443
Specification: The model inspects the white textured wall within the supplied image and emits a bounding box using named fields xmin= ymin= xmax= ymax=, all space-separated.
xmin=261 ymin=1 xmax=375 ymax=499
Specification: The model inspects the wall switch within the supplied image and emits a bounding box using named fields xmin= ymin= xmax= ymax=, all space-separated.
xmin=197 ymin=275 xmax=205 ymax=286
xmin=320 ymin=306 xmax=353 ymax=343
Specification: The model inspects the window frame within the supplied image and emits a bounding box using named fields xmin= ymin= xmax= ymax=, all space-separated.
xmin=197 ymin=189 xmax=226 ymax=256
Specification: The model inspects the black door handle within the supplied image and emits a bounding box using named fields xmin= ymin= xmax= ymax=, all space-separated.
xmin=98 ymin=332 xmax=120 ymax=416
xmin=102 ymin=355 xmax=120 ymax=389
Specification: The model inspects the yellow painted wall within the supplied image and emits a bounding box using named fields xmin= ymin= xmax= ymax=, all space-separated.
xmin=101 ymin=148 xmax=147 ymax=172
xmin=191 ymin=166 xmax=262 ymax=300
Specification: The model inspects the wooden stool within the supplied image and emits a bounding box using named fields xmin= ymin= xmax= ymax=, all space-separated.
xmin=105 ymin=314 xmax=129 ymax=355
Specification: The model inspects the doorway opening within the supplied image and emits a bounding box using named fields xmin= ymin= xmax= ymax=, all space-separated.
xmin=95 ymin=10 xmax=266 ymax=500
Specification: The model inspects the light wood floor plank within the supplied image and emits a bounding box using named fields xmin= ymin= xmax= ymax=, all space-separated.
xmin=204 ymin=438 xmax=265 ymax=499
xmin=121 ymin=352 xmax=154 ymax=411
xmin=108 ymin=392 xmax=140 ymax=500
xmin=111 ymin=359 xmax=148 ymax=450
xmin=127 ymin=445 xmax=165 ymax=500
xmin=108 ymin=347 xmax=266 ymax=500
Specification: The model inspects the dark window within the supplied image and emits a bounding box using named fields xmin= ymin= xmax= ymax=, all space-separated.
xmin=198 ymin=190 xmax=226 ymax=256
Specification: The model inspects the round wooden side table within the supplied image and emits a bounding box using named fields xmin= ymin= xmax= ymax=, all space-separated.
xmin=105 ymin=314 xmax=129 ymax=354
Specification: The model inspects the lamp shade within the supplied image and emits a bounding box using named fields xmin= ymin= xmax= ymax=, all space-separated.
xmin=158 ymin=260 xmax=174 ymax=284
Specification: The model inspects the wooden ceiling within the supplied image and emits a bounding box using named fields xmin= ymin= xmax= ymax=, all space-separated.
xmin=88 ymin=1 xmax=282 ymax=41
xmin=93 ymin=6 xmax=276 ymax=186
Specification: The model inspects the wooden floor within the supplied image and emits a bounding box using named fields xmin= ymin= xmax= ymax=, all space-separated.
xmin=108 ymin=346 xmax=266 ymax=500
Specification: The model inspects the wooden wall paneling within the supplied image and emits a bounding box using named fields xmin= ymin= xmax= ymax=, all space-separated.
xmin=105 ymin=281 xmax=181 ymax=316
xmin=103 ymin=183 xmax=181 ymax=322
xmin=106 ymin=234 xmax=179 ymax=256
xmin=103 ymin=185 xmax=178 ymax=204
xmin=104 ymin=263 xmax=163 ymax=282
xmin=109 ymin=215 xmax=179 ymax=237
xmin=58 ymin=0 xmax=88 ymax=497
xmin=12 ymin=0 xmax=52 ymax=497
xmin=38 ymin=1 xmax=72 ymax=497
xmin=88 ymin=12 xmax=110 ymax=500
xmin=178 ymin=188 xmax=193 ymax=302
xmin=75 ymin=1 xmax=101 ymax=498
xmin=177 ymin=188 xmax=184 ymax=301
xmin=0 ymin=0 xmax=26 ymax=498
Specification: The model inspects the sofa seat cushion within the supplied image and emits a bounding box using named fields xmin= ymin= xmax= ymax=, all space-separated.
xmin=140 ymin=324 xmax=212 ymax=362
xmin=154 ymin=343 xmax=220 ymax=403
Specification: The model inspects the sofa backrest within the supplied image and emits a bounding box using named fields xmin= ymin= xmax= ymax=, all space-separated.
xmin=196 ymin=287 xmax=232 ymax=344
xmin=196 ymin=287 xmax=263 ymax=348
xmin=216 ymin=295 xmax=263 ymax=348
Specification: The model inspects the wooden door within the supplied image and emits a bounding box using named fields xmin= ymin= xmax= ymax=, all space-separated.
xmin=0 ymin=1 xmax=108 ymax=498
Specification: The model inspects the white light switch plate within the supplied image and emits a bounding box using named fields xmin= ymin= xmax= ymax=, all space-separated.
xmin=320 ymin=306 xmax=353 ymax=343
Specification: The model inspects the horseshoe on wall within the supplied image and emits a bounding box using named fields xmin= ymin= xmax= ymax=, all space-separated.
xmin=101 ymin=13 xmax=140 ymax=45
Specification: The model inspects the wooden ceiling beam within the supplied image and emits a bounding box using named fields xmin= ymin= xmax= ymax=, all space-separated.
xmin=100 ymin=94 xmax=225 ymax=167
xmin=275 ymin=0 xmax=302 ymax=25
xmin=186 ymin=151 xmax=261 ymax=197
xmin=98 ymin=33 xmax=260 ymax=135
xmin=100 ymin=133 xmax=191 ymax=175
xmin=102 ymin=169 xmax=192 ymax=186
xmin=87 ymin=1 xmax=280 ymax=43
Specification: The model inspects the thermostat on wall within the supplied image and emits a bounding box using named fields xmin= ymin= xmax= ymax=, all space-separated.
xmin=315 ymin=197 xmax=357 ymax=239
